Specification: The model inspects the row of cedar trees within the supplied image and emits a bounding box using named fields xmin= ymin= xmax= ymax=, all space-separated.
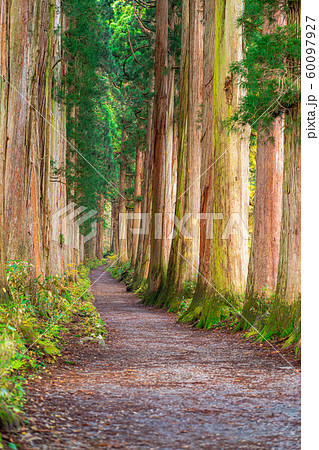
xmin=110 ymin=0 xmax=301 ymax=332
xmin=0 ymin=0 xmax=107 ymax=303
xmin=0 ymin=0 xmax=81 ymax=301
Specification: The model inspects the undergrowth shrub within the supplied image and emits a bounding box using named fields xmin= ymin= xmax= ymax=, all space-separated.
xmin=244 ymin=298 xmax=301 ymax=353
xmin=107 ymin=258 xmax=133 ymax=285
xmin=0 ymin=259 xmax=106 ymax=438
xmin=176 ymin=281 xmax=197 ymax=315
xmin=83 ymin=258 xmax=108 ymax=270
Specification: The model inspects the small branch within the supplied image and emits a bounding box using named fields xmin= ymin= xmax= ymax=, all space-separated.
xmin=123 ymin=54 xmax=132 ymax=79
xmin=50 ymin=178 xmax=73 ymax=190
xmin=134 ymin=110 xmax=147 ymax=121
xmin=52 ymin=58 xmax=63 ymax=71
xmin=133 ymin=1 xmax=154 ymax=36
xmin=126 ymin=26 xmax=147 ymax=69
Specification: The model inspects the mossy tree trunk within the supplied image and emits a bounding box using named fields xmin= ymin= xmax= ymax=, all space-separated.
xmin=0 ymin=0 xmax=81 ymax=281
xmin=274 ymin=0 xmax=301 ymax=306
xmin=84 ymin=236 xmax=97 ymax=260
xmin=148 ymin=0 xmax=168 ymax=295
xmin=240 ymin=10 xmax=286 ymax=329
xmin=132 ymin=75 xmax=154 ymax=287
xmin=0 ymin=0 xmax=10 ymax=303
xmin=157 ymin=0 xmax=203 ymax=310
xmin=178 ymin=0 xmax=203 ymax=288
xmin=275 ymin=105 xmax=300 ymax=305
xmin=111 ymin=201 xmax=119 ymax=255
xmin=155 ymin=0 xmax=189 ymax=308
xmin=126 ymin=172 xmax=134 ymax=262
xmin=96 ymin=194 xmax=105 ymax=259
xmin=162 ymin=64 xmax=176 ymax=265
xmin=118 ymin=130 xmax=129 ymax=264
xmin=131 ymin=146 xmax=145 ymax=267
xmin=241 ymin=121 xmax=284 ymax=328
xmin=181 ymin=0 xmax=250 ymax=327
xmin=0 ymin=128 xmax=9 ymax=302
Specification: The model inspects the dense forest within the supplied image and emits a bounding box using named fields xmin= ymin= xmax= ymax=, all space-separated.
xmin=106 ymin=0 xmax=301 ymax=342
xmin=0 ymin=0 xmax=301 ymax=447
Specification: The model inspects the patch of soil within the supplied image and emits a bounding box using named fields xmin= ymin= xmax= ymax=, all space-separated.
xmin=7 ymin=266 xmax=300 ymax=449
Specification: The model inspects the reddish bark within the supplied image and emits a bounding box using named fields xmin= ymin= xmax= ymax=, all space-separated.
xmin=247 ymin=122 xmax=284 ymax=298
xmin=118 ymin=134 xmax=128 ymax=264
xmin=131 ymin=147 xmax=144 ymax=267
xmin=111 ymin=201 xmax=119 ymax=255
xmin=182 ymin=0 xmax=250 ymax=325
xmin=132 ymin=76 xmax=154 ymax=287
xmin=275 ymin=1 xmax=301 ymax=305
xmin=0 ymin=0 xmax=84 ymax=282
xmin=96 ymin=195 xmax=105 ymax=260
xmin=149 ymin=0 xmax=168 ymax=294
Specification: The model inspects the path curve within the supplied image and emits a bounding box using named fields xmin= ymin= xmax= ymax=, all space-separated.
xmin=15 ymin=266 xmax=301 ymax=449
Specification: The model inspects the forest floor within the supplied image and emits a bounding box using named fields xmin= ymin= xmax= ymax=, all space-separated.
xmin=8 ymin=266 xmax=300 ymax=449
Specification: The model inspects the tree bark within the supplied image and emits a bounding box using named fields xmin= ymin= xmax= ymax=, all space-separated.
xmin=84 ymin=236 xmax=97 ymax=260
xmin=275 ymin=105 xmax=300 ymax=304
xmin=162 ymin=63 xmax=176 ymax=264
xmin=0 ymin=0 xmax=79 ymax=282
xmin=126 ymin=172 xmax=133 ymax=262
xmin=0 ymin=0 xmax=10 ymax=303
xmin=118 ymin=131 xmax=129 ymax=264
xmin=132 ymin=75 xmax=154 ymax=287
xmin=96 ymin=194 xmax=105 ymax=259
xmin=148 ymin=0 xmax=168 ymax=295
xmin=182 ymin=0 xmax=250 ymax=326
xmin=111 ymin=201 xmax=119 ymax=255
xmin=274 ymin=1 xmax=301 ymax=305
xmin=131 ymin=146 xmax=144 ymax=267
xmin=179 ymin=0 xmax=203 ymax=285
xmin=240 ymin=9 xmax=286 ymax=328
xmin=157 ymin=0 xmax=203 ymax=309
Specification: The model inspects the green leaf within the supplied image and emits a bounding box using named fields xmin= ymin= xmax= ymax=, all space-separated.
xmin=8 ymin=443 xmax=18 ymax=449
xmin=11 ymin=359 xmax=26 ymax=370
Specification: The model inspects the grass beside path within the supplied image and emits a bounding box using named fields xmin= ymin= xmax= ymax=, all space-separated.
xmin=0 ymin=258 xmax=107 ymax=448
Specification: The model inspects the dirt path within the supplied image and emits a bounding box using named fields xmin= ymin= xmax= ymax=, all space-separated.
xmin=14 ymin=266 xmax=301 ymax=449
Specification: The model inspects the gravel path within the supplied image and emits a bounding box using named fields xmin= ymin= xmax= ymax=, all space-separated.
xmin=14 ymin=266 xmax=301 ymax=449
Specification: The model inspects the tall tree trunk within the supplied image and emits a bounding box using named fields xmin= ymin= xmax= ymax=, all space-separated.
xmin=148 ymin=0 xmax=168 ymax=295
xmin=84 ymin=236 xmax=97 ymax=260
xmin=162 ymin=4 xmax=179 ymax=267
xmin=162 ymin=64 xmax=176 ymax=264
xmin=274 ymin=1 xmax=301 ymax=305
xmin=131 ymin=146 xmax=144 ymax=267
xmin=96 ymin=194 xmax=105 ymax=259
xmin=178 ymin=0 xmax=203 ymax=286
xmin=0 ymin=0 xmax=10 ymax=303
xmin=0 ymin=0 xmax=73 ymax=281
xmin=118 ymin=131 xmax=128 ymax=264
xmin=0 ymin=117 xmax=9 ymax=301
xmin=182 ymin=0 xmax=250 ymax=326
xmin=132 ymin=75 xmax=154 ymax=287
xmin=157 ymin=0 xmax=203 ymax=309
xmin=49 ymin=9 xmax=69 ymax=275
xmin=240 ymin=10 xmax=286 ymax=328
xmin=242 ymin=122 xmax=284 ymax=318
xmin=275 ymin=104 xmax=300 ymax=304
xmin=161 ymin=0 xmax=189 ymax=308
xmin=126 ymin=173 xmax=133 ymax=261
xmin=111 ymin=201 xmax=119 ymax=255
